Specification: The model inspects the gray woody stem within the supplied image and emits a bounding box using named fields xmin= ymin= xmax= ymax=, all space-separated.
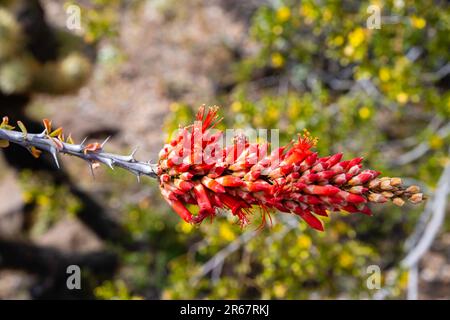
xmin=0 ymin=127 xmax=159 ymax=179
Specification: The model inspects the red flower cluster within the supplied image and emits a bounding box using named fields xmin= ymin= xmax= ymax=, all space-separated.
xmin=157 ymin=106 xmax=423 ymax=230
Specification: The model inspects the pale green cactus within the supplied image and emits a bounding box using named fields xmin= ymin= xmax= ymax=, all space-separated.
xmin=0 ymin=55 xmax=34 ymax=94
xmin=0 ymin=8 xmax=24 ymax=60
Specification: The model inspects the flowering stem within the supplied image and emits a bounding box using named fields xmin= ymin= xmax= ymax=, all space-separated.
xmin=1 ymin=109 xmax=426 ymax=230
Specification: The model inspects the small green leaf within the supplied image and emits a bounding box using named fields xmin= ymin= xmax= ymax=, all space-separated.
xmin=66 ymin=134 xmax=74 ymax=145
xmin=2 ymin=125 xmax=15 ymax=130
xmin=0 ymin=116 xmax=14 ymax=130
xmin=30 ymin=147 xmax=42 ymax=158
xmin=17 ymin=121 xmax=27 ymax=137
xmin=50 ymin=127 xmax=63 ymax=137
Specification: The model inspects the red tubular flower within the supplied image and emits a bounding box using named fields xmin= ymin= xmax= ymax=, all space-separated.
xmin=158 ymin=106 xmax=424 ymax=231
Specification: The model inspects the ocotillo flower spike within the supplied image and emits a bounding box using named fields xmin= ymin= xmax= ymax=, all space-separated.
xmin=157 ymin=106 xmax=424 ymax=230
xmin=0 ymin=106 xmax=425 ymax=231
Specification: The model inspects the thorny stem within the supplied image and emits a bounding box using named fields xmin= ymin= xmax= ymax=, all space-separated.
xmin=0 ymin=119 xmax=159 ymax=180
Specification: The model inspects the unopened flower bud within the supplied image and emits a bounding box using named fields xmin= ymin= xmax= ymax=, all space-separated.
xmin=390 ymin=177 xmax=402 ymax=187
xmin=368 ymin=193 xmax=387 ymax=203
xmin=409 ymin=193 xmax=423 ymax=204
xmin=380 ymin=180 xmax=394 ymax=191
xmin=392 ymin=197 xmax=405 ymax=206
xmin=381 ymin=191 xmax=394 ymax=198
xmin=406 ymin=185 xmax=420 ymax=194
xmin=368 ymin=178 xmax=380 ymax=189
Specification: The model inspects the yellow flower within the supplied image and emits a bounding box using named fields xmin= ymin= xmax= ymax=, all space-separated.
xmin=253 ymin=114 xmax=264 ymax=126
xmin=344 ymin=45 xmax=354 ymax=57
xmin=276 ymin=6 xmax=291 ymax=22
xmin=348 ymin=27 xmax=365 ymax=48
xmin=231 ymin=101 xmax=242 ymax=113
xmin=411 ymin=16 xmax=426 ymax=29
xmin=22 ymin=191 xmax=33 ymax=204
xmin=161 ymin=290 xmax=173 ymax=300
xmin=429 ymin=135 xmax=444 ymax=150
xmin=273 ymin=283 xmax=287 ymax=298
xmin=179 ymin=221 xmax=193 ymax=233
xmin=359 ymin=106 xmax=372 ymax=119
xmin=338 ymin=252 xmax=355 ymax=268
xmin=37 ymin=195 xmax=50 ymax=206
xmin=297 ymin=234 xmax=312 ymax=250
xmin=267 ymin=106 xmax=280 ymax=121
xmin=299 ymin=3 xmax=316 ymax=24
xmin=219 ymin=223 xmax=236 ymax=241
xmin=399 ymin=270 xmax=409 ymax=289
xmin=271 ymin=52 xmax=285 ymax=68
xmin=322 ymin=9 xmax=332 ymax=22
xmin=379 ymin=67 xmax=391 ymax=82
xmin=396 ymin=92 xmax=409 ymax=105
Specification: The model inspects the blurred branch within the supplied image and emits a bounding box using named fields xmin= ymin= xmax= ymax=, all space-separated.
xmin=11 ymin=0 xmax=59 ymax=63
xmin=385 ymin=116 xmax=443 ymax=149
xmin=402 ymin=162 xmax=449 ymax=300
xmin=191 ymin=214 xmax=300 ymax=285
xmin=375 ymin=162 xmax=450 ymax=300
xmin=0 ymin=237 xmax=118 ymax=298
xmin=391 ymin=122 xmax=450 ymax=166
xmin=190 ymin=229 xmax=257 ymax=285
xmin=401 ymin=163 xmax=450 ymax=269
xmin=406 ymin=264 xmax=419 ymax=300
xmin=0 ymin=238 xmax=118 ymax=276
xmin=265 ymin=215 xmax=299 ymax=245
xmin=429 ymin=63 xmax=450 ymax=82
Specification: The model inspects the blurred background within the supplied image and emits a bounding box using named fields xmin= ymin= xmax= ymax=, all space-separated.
xmin=0 ymin=0 xmax=449 ymax=299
